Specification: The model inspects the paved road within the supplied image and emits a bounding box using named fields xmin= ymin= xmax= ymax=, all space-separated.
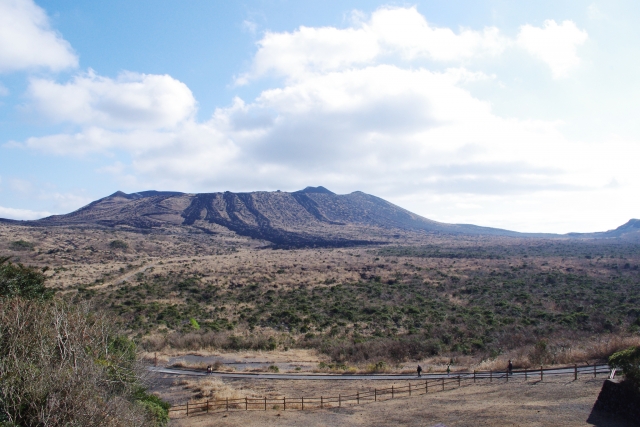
xmin=149 ymin=364 xmax=610 ymax=381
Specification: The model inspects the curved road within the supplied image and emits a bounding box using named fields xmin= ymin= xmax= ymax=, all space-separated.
xmin=150 ymin=364 xmax=610 ymax=381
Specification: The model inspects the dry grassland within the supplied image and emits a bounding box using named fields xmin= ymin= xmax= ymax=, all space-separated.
xmin=163 ymin=377 xmax=633 ymax=427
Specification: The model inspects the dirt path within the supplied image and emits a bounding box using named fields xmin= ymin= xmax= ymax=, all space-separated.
xmin=166 ymin=378 xmax=632 ymax=427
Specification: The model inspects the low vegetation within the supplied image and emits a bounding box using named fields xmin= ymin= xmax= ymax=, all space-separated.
xmin=609 ymin=346 xmax=640 ymax=389
xmin=2 ymin=222 xmax=638 ymax=368
xmin=72 ymin=241 xmax=640 ymax=364
xmin=0 ymin=258 xmax=169 ymax=426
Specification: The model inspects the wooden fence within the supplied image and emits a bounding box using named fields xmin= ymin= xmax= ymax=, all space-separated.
xmin=168 ymin=364 xmax=610 ymax=418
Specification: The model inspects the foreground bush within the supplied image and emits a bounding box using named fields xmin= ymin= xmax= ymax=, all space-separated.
xmin=609 ymin=346 xmax=640 ymax=389
xmin=0 ymin=257 xmax=53 ymax=300
xmin=0 ymin=258 xmax=168 ymax=426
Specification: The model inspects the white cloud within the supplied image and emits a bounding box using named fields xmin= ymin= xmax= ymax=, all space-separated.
xmin=239 ymin=8 xmax=587 ymax=84
xmin=517 ymin=20 xmax=588 ymax=78
xmin=17 ymin=64 xmax=590 ymax=197
xmin=0 ymin=0 xmax=77 ymax=72
xmin=0 ymin=205 xmax=51 ymax=220
xmin=27 ymin=70 xmax=196 ymax=130
xmin=238 ymin=6 xmax=507 ymax=83
xmin=370 ymin=7 xmax=506 ymax=61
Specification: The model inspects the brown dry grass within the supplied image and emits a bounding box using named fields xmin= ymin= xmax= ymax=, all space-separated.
xmin=176 ymin=377 xmax=258 ymax=403
xmin=167 ymin=377 xmax=633 ymax=427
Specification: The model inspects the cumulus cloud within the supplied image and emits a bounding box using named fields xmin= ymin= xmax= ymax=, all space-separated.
xmin=240 ymin=9 xmax=588 ymax=84
xmin=0 ymin=0 xmax=77 ymax=72
xmin=27 ymin=70 xmax=196 ymax=130
xmin=18 ymin=64 xmax=579 ymax=195
xmin=238 ymin=6 xmax=507 ymax=83
xmin=517 ymin=20 xmax=588 ymax=78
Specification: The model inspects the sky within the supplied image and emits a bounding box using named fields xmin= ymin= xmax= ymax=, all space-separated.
xmin=0 ymin=0 xmax=639 ymax=233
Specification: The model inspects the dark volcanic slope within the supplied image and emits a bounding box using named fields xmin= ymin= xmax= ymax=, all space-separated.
xmin=6 ymin=186 xmax=639 ymax=247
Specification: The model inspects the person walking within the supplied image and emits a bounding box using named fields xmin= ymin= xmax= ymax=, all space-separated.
xmin=446 ymin=363 xmax=451 ymax=376
xmin=417 ymin=365 xmax=422 ymax=377
xmin=508 ymin=360 xmax=513 ymax=376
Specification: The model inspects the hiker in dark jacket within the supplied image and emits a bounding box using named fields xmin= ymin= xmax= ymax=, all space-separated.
xmin=417 ymin=365 xmax=422 ymax=377
xmin=508 ymin=360 xmax=513 ymax=376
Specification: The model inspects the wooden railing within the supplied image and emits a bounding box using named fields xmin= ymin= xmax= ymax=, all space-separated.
xmin=168 ymin=364 xmax=610 ymax=418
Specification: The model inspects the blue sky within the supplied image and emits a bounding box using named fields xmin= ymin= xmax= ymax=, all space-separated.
xmin=1 ymin=0 xmax=639 ymax=233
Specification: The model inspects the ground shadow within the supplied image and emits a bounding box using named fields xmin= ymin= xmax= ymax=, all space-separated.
xmin=587 ymin=407 xmax=635 ymax=427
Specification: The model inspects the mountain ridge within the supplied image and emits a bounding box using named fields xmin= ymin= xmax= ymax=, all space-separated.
xmin=2 ymin=188 xmax=638 ymax=247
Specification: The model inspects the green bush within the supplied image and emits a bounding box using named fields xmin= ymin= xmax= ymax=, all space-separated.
xmin=109 ymin=240 xmax=129 ymax=250
xmin=10 ymin=240 xmax=34 ymax=251
xmin=0 ymin=257 xmax=53 ymax=300
xmin=609 ymin=346 xmax=640 ymax=389
xmin=190 ymin=317 xmax=200 ymax=330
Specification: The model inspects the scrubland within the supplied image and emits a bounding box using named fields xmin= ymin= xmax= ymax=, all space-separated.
xmin=1 ymin=223 xmax=639 ymax=372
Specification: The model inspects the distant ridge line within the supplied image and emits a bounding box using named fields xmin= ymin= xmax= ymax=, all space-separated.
xmin=1 ymin=187 xmax=638 ymax=246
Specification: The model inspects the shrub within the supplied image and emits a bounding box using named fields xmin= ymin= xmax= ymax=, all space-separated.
xmin=0 ymin=257 xmax=53 ymax=300
xmin=110 ymin=240 xmax=129 ymax=250
xmin=10 ymin=240 xmax=34 ymax=251
xmin=609 ymin=346 xmax=640 ymax=389
xmin=528 ymin=340 xmax=553 ymax=365
xmin=190 ymin=318 xmax=200 ymax=330
xmin=0 ymin=259 xmax=169 ymax=426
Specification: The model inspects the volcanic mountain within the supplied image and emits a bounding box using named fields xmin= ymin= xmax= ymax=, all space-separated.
xmin=2 ymin=187 xmax=638 ymax=247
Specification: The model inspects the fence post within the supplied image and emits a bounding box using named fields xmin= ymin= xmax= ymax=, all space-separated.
xmin=245 ymin=397 xmax=248 ymax=411
xmin=206 ymin=399 xmax=209 ymax=414
xmin=525 ymin=368 xmax=528 ymax=381
xmin=506 ymin=370 xmax=509 ymax=382
xmin=473 ymin=370 xmax=476 ymax=383
xmin=302 ymin=397 xmax=304 ymax=411
xmin=284 ymin=397 xmax=286 ymax=411
xmin=339 ymin=394 xmax=341 ymax=407
xmin=186 ymin=401 xmax=189 ymax=417
xmin=226 ymin=398 xmax=229 ymax=412
xmin=374 ymin=389 xmax=377 ymax=401
xmin=264 ymin=397 xmax=267 ymax=411
xmin=357 ymin=391 xmax=360 ymax=404
xmin=392 ymin=385 xmax=394 ymax=399
xmin=441 ymin=378 xmax=444 ymax=391
xmin=426 ymin=380 xmax=428 ymax=393
xmin=490 ymin=370 xmax=493 ymax=382
xmin=540 ymin=366 xmax=543 ymax=381
xmin=458 ymin=375 xmax=461 ymax=387
xmin=409 ymin=383 xmax=411 ymax=396
xmin=574 ymin=364 xmax=578 ymax=381
xmin=594 ymin=364 xmax=597 ymax=378
xmin=321 ymin=396 xmax=323 ymax=409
